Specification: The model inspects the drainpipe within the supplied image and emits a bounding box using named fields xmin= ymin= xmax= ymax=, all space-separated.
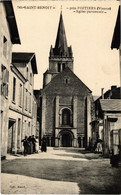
xmin=21 ymin=84 xmax=25 ymax=152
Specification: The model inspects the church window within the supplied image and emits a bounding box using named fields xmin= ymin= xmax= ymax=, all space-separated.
xmin=62 ymin=109 xmax=70 ymax=125
xmin=58 ymin=63 xmax=61 ymax=72
xmin=65 ymin=79 xmax=68 ymax=84
xmin=64 ymin=78 xmax=70 ymax=84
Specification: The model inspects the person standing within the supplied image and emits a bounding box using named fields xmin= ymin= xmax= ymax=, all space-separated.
xmin=21 ymin=136 xmax=28 ymax=156
xmin=27 ymin=136 xmax=33 ymax=154
xmin=31 ymin=135 xmax=36 ymax=153
xmin=41 ymin=137 xmax=47 ymax=152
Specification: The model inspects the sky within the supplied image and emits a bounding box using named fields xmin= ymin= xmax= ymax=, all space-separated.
xmin=12 ymin=1 xmax=120 ymax=96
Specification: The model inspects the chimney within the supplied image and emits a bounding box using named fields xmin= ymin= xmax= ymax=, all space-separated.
xmin=101 ymin=88 xmax=104 ymax=99
xmin=111 ymin=85 xmax=117 ymax=91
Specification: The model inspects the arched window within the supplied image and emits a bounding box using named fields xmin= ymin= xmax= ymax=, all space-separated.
xmin=62 ymin=109 xmax=70 ymax=125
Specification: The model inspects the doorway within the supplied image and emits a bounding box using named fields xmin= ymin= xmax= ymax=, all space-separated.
xmin=62 ymin=133 xmax=72 ymax=147
xmin=7 ymin=120 xmax=15 ymax=153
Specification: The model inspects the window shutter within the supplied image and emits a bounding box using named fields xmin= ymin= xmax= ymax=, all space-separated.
xmin=3 ymin=83 xmax=6 ymax=97
xmin=1 ymin=84 xmax=3 ymax=95
xmin=6 ymin=83 xmax=8 ymax=97
xmin=6 ymin=70 xmax=9 ymax=83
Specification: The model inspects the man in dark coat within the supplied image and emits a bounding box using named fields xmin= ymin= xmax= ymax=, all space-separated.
xmin=27 ymin=136 xmax=33 ymax=154
xmin=31 ymin=135 xmax=36 ymax=153
xmin=21 ymin=136 xmax=28 ymax=156
xmin=41 ymin=137 xmax=47 ymax=152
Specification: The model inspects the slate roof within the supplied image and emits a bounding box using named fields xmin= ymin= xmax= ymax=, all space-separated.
xmin=3 ymin=1 xmax=21 ymax=44
xmin=41 ymin=67 xmax=92 ymax=95
xmin=100 ymin=99 xmax=121 ymax=112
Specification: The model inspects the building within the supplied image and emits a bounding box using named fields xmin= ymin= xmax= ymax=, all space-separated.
xmin=0 ymin=1 xmax=20 ymax=157
xmin=1 ymin=1 xmax=38 ymax=157
xmin=10 ymin=52 xmax=38 ymax=153
xmin=95 ymin=99 xmax=121 ymax=156
xmin=38 ymin=12 xmax=94 ymax=148
xmin=90 ymin=5 xmax=121 ymax=155
xmin=100 ymin=99 xmax=121 ymax=156
xmin=91 ymin=86 xmax=121 ymax=155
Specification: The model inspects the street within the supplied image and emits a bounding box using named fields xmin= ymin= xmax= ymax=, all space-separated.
xmin=1 ymin=147 xmax=121 ymax=194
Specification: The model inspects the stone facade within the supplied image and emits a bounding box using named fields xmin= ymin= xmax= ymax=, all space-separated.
xmin=39 ymin=13 xmax=94 ymax=148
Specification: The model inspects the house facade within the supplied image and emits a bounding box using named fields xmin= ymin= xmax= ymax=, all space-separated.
xmin=0 ymin=1 xmax=20 ymax=157
xmin=39 ymin=13 xmax=94 ymax=148
xmin=10 ymin=52 xmax=38 ymax=154
xmin=99 ymin=99 xmax=121 ymax=156
xmin=1 ymin=1 xmax=38 ymax=157
xmin=91 ymin=87 xmax=121 ymax=156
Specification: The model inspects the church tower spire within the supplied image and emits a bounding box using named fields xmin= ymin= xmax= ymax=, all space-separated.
xmin=43 ymin=12 xmax=73 ymax=87
xmin=54 ymin=12 xmax=68 ymax=57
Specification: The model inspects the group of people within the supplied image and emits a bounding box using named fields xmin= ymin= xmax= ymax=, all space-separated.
xmin=21 ymin=135 xmax=39 ymax=156
xmin=22 ymin=135 xmax=47 ymax=156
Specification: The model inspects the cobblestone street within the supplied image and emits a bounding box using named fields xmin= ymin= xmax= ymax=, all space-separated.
xmin=1 ymin=147 xmax=121 ymax=194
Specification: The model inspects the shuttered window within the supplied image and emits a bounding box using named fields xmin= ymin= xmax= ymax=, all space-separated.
xmin=1 ymin=65 xmax=9 ymax=98
xmin=12 ymin=77 xmax=16 ymax=102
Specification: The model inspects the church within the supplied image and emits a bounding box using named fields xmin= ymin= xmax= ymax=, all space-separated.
xmin=39 ymin=12 xmax=94 ymax=148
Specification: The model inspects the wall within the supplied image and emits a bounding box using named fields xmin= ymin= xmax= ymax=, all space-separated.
xmin=0 ymin=3 xmax=12 ymax=156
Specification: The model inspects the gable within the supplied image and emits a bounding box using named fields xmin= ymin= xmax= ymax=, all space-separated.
xmin=41 ymin=67 xmax=92 ymax=96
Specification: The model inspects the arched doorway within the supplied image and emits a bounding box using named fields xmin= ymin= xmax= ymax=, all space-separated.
xmin=62 ymin=132 xmax=72 ymax=147
xmin=58 ymin=130 xmax=74 ymax=147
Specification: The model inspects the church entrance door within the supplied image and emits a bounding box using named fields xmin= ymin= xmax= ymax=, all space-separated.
xmin=62 ymin=133 xmax=72 ymax=147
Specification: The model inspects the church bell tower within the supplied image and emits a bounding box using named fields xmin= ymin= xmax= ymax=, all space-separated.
xmin=43 ymin=12 xmax=73 ymax=87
